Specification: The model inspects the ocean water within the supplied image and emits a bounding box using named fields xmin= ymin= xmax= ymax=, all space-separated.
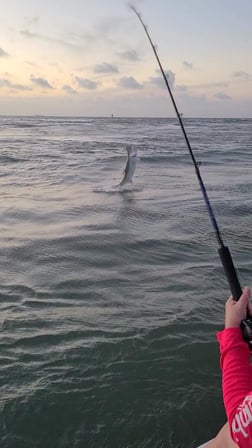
xmin=0 ymin=115 xmax=251 ymax=448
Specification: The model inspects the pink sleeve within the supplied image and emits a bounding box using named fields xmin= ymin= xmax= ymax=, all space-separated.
xmin=218 ymin=328 xmax=252 ymax=447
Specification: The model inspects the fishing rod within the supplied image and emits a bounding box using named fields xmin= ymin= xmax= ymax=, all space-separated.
xmin=130 ymin=5 xmax=245 ymax=302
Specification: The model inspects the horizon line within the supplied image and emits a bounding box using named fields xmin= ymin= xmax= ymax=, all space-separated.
xmin=0 ymin=114 xmax=252 ymax=120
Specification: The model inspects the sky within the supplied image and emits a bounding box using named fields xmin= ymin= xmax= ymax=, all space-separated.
xmin=1 ymin=0 xmax=252 ymax=117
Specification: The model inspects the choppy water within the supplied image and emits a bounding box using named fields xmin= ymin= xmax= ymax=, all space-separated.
xmin=0 ymin=115 xmax=251 ymax=448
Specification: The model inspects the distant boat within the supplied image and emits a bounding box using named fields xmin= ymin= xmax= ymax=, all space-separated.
xmin=111 ymin=114 xmax=114 ymax=118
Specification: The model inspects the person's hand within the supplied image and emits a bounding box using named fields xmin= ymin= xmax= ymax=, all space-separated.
xmin=225 ymin=287 xmax=252 ymax=329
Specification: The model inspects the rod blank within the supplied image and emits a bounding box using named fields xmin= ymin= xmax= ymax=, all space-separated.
xmin=130 ymin=5 xmax=242 ymax=300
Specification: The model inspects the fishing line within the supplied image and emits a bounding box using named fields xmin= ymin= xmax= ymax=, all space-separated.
xmin=130 ymin=5 xmax=243 ymax=301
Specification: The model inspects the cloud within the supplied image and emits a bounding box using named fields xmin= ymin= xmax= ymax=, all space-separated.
xmin=25 ymin=16 xmax=40 ymax=26
xmin=93 ymin=63 xmax=119 ymax=74
xmin=233 ymin=71 xmax=252 ymax=81
xmin=20 ymin=15 xmax=132 ymax=56
xmin=21 ymin=29 xmax=38 ymax=39
xmin=118 ymin=50 xmax=140 ymax=61
xmin=25 ymin=60 xmax=39 ymax=67
xmin=31 ymin=75 xmax=53 ymax=89
xmin=75 ymin=76 xmax=99 ymax=90
xmin=183 ymin=61 xmax=193 ymax=70
xmin=20 ymin=29 xmax=79 ymax=50
xmin=63 ymin=84 xmax=78 ymax=95
xmin=65 ymin=15 xmax=129 ymax=52
xmin=0 ymin=47 xmax=9 ymax=57
xmin=118 ymin=76 xmax=144 ymax=89
xmin=149 ymin=76 xmax=165 ymax=89
xmin=128 ymin=0 xmax=144 ymax=6
xmin=191 ymin=81 xmax=228 ymax=89
xmin=176 ymin=84 xmax=188 ymax=92
xmin=74 ymin=66 xmax=85 ymax=72
xmin=213 ymin=92 xmax=232 ymax=100
xmin=0 ymin=78 xmax=32 ymax=91
xmin=149 ymin=70 xmax=176 ymax=90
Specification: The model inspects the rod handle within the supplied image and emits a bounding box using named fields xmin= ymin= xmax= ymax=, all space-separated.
xmin=218 ymin=246 xmax=242 ymax=300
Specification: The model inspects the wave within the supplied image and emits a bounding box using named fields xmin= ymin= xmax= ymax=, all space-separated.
xmin=0 ymin=154 xmax=25 ymax=163
xmin=0 ymin=115 xmax=251 ymax=448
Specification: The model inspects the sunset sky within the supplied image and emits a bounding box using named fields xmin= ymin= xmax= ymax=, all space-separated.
xmin=1 ymin=0 xmax=252 ymax=117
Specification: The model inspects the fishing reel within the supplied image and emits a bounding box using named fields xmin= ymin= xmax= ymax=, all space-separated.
xmin=241 ymin=318 xmax=252 ymax=347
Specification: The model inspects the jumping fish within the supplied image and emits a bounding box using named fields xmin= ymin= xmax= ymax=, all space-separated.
xmin=119 ymin=144 xmax=137 ymax=186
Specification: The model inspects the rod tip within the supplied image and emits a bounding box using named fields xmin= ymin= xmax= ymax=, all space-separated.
xmin=128 ymin=3 xmax=141 ymax=17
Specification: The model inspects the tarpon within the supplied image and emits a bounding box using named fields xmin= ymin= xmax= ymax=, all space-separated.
xmin=119 ymin=144 xmax=137 ymax=186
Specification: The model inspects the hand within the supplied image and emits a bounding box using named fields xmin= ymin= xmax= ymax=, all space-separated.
xmin=225 ymin=287 xmax=252 ymax=329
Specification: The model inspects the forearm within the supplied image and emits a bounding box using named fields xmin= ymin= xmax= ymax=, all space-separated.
xmin=218 ymin=328 xmax=252 ymax=446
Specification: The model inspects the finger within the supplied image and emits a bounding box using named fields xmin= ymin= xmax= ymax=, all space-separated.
xmin=240 ymin=287 xmax=251 ymax=302
xmin=236 ymin=287 xmax=250 ymax=309
xmin=245 ymin=287 xmax=251 ymax=299
xmin=229 ymin=287 xmax=251 ymax=301
xmin=247 ymin=302 xmax=252 ymax=316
